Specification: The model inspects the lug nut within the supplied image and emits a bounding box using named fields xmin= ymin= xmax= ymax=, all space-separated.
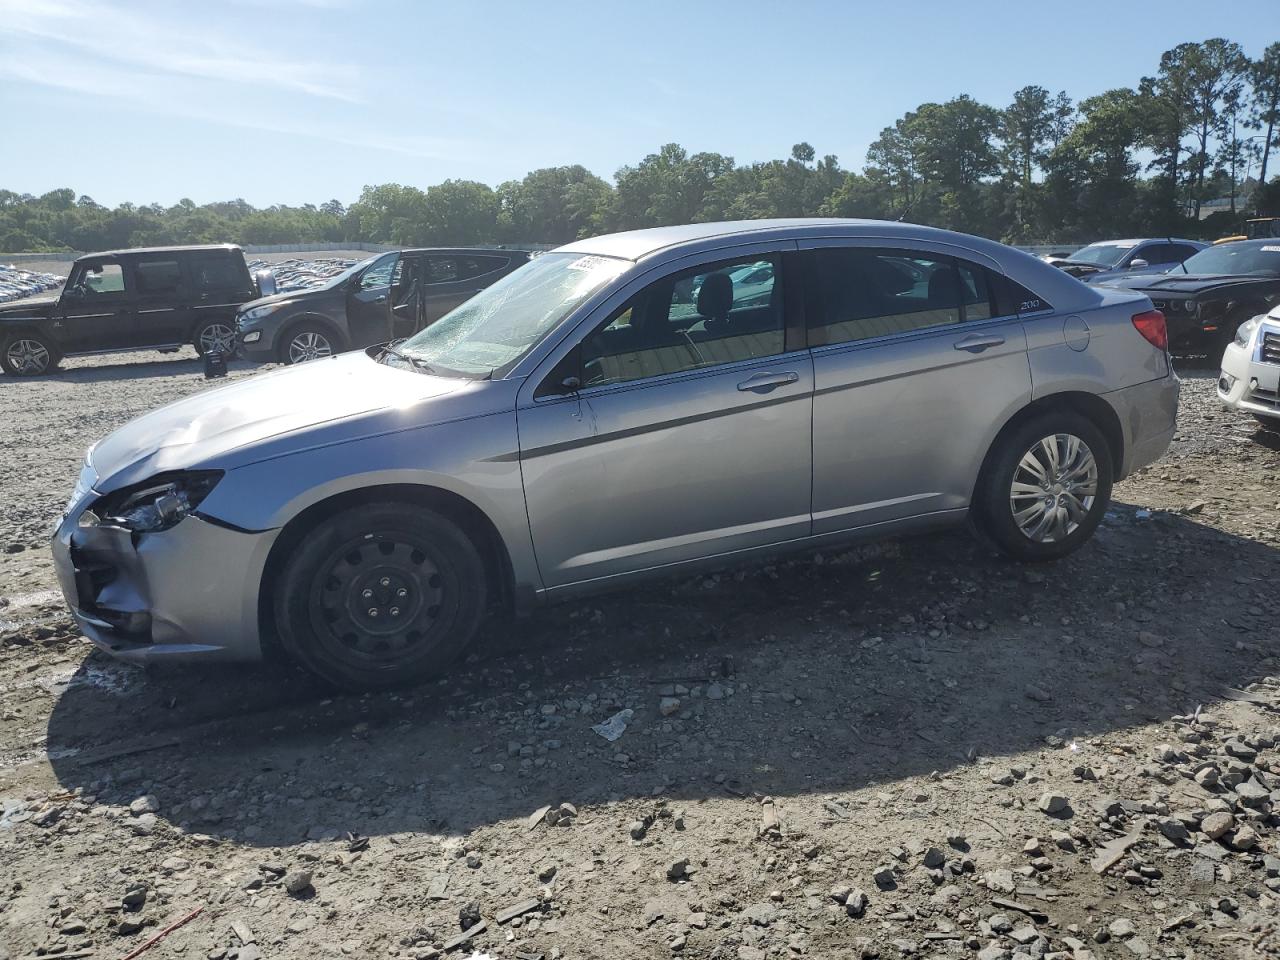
xmin=380 ymin=577 xmax=391 ymax=587
xmin=367 ymin=608 xmax=379 ymax=618
xmin=361 ymin=588 xmax=373 ymax=599
xmin=390 ymin=607 xmax=400 ymax=617
xmin=396 ymin=588 xmax=407 ymax=598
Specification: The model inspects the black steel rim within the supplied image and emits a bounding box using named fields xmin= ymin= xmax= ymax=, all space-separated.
xmin=307 ymin=531 xmax=455 ymax=666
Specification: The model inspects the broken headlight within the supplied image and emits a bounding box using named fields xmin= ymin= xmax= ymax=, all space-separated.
xmin=84 ymin=471 xmax=223 ymax=532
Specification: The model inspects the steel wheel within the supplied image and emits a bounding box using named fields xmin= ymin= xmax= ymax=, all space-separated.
xmin=308 ymin=533 xmax=453 ymax=667
xmin=1009 ymin=433 xmax=1098 ymax=543
xmin=197 ymin=322 xmax=235 ymax=355
xmin=5 ymin=338 xmax=52 ymax=375
xmin=287 ymin=330 xmax=333 ymax=363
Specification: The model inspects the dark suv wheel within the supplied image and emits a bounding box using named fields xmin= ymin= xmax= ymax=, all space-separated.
xmin=280 ymin=323 xmax=340 ymax=364
xmin=274 ymin=503 xmax=487 ymax=690
xmin=1 ymin=331 xmax=60 ymax=376
xmin=975 ymin=411 xmax=1114 ymax=562
xmin=193 ymin=319 xmax=236 ymax=356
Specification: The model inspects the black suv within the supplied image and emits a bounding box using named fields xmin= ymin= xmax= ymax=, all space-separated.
xmin=235 ymin=247 xmax=529 ymax=364
xmin=0 ymin=245 xmax=257 ymax=376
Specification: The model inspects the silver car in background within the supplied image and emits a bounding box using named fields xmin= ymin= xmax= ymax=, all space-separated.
xmin=52 ymin=219 xmax=1179 ymax=689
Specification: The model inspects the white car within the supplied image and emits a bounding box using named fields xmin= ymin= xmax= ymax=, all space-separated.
xmin=1218 ymin=304 xmax=1280 ymax=425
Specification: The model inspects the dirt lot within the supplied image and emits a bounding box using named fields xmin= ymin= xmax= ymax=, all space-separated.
xmin=1 ymin=352 xmax=1279 ymax=960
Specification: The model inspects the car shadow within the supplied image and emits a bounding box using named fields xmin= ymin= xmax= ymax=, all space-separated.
xmin=42 ymin=500 xmax=1280 ymax=847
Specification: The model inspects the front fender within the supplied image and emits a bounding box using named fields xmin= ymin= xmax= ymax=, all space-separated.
xmin=197 ymin=410 xmax=542 ymax=594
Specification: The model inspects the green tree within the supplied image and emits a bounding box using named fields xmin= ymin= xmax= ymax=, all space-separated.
xmin=1249 ymin=42 xmax=1280 ymax=190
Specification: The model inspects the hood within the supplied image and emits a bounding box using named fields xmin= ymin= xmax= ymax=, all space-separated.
xmin=1097 ymin=273 xmax=1276 ymax=295
xmin=0 ymin=295 xmax=57 ymax=319
xmin=238 ymin=286 xmax=332 ymax=312
xmin=88 ymin=351 xmax=474 ymax=492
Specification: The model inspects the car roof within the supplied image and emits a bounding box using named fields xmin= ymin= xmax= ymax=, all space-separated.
xmin=82 ymin=244 xmax=243 ymax=260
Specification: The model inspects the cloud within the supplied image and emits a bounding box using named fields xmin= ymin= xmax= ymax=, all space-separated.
xmin=0 ymin=0 xmax=360 ymax=103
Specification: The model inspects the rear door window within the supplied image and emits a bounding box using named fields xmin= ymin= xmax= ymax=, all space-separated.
xmin=805 ymin=249 xmax=964 ymax=346
xmin=189 ymin=255 xmax=246 ymax=297
xmin=425 ymin=257 xmax=460 ymax=284
xmin=457 ymin=255 xmax=509 ymax=280
xmin=133 ymin=258 xmax=184 ymax=296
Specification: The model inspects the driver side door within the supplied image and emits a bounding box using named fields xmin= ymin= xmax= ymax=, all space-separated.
xmin=345 ymin=252 xmax=399 ymax=347
xmin=55 ymin=259 xmax=138 ymax=352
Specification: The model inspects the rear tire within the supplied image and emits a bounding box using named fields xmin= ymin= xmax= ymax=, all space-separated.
xmin=274 ymin=503 xmax=487 ymax=690
xmin=974 ymin=411 xmax=1113 ymax=562
xmin=193 ymin=319 xmax=235 ymax=356
xmin=1 ymin=331 xmax=60 ymax=376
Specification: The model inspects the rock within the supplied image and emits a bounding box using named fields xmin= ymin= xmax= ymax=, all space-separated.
xmin=283 ymin=870 xmax=313 ymax=896
xmin=286 ymin=915 xmax=316 ymax=935
xmin=988 ymin=913 xmax=1014 ymax=933
xmin=1123 ymin=938 xmax=1150 ymax=957
xmin=458 ymin=900 xmax=482 ymax=931
xmin=129 ymin=794 xmax=160 ymax=815
xmin=829 ymin=884 xmax=852 ymax=904
xmin=922 ymin=846 xmax=946 ymax=869
xmin=122 ymin=884 xmax=147 ymax=909
xmin=1229 ymin=824 xmax=1260 ymax=851
xmin=1038 ymin=793 xmax=1070 ymax=816
xmin=1223 ymin=740 xmax=1257 ymax=762
xmin=659 ymin=697 xmax=681 ymax=717
xmin=629 ymin=819 xmax=649 ymax=840
xmin=1195 ymin=767 xmax=1220 ymax=788
xmin=706 ymin=683 xmax=725 ymax=700
xmin=982 ymin=869 xmax=1017 ymax=894
xmin=1010 ymin=925 xmax=1040 ymax=945
xmin=1157 ymin=818 xmax=1190 ymax=844
xmin=117 ymin=917 xmax=145 ymax=936
xmin=1235 ymin=779 xmax=1269 ymax=807
xmin=666 ymin=858 xmax=689 ymax=881
xmin=59 ymin=917 xmax=87 ymax=935
xmin=537 ymin=864 xmax=557 ymax=883
xmin=130 ymin=813 xmax=158 ymax=836
xmin=844 ymin=889 xmax=868 ymax=918
xmin=743 ymin=902 xmax=778 ymax=926
xmin=872 ymin=865 xmax=897 ymax=889
xmin=1024 ymin=683 xmax=1052 ymax=702
xmin=1154 ymin=743 xmax=1178 ymax=762
xmin=1200 ymin=811 xmax=1234 ymax=840
xmin=1109 ymin=918 xmax=1137 ymax=939
xmin=977 ymin=945 xmax=1010 ymax=960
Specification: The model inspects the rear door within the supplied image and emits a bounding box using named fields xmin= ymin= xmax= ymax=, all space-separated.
xmin=800 ymin=240 xmax=1032 ymax=533
xmin=130 ymin=254 xmax=190 ymax=345
xmin=189 ymin=251 xmax=254 ymax=342
xmin=345 ymin=252 xmax=399 ymax=347
xmin=55 ymin=258 xmax=137 ymax=352
xmin=421 ymin=254 xmax=512 ymax=324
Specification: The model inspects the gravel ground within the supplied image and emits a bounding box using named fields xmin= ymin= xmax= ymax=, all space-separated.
xmin=1 ymin=354 xmax=1279 ymax=960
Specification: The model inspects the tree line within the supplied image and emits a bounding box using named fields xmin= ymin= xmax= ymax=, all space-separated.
xmin=3 ymin=39 xmax=1278 ymax=254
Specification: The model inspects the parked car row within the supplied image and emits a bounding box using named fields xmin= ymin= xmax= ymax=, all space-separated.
xmin=0 ymin=245 xmax=528 ymax=375
xmin=50 ymin=218 xmax=1181 ymax=689
xmin=0 ymin=264 xmax=65 ymax=304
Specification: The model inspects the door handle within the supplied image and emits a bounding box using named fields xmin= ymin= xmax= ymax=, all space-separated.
xmin=953 ymin=333 xmax=1005 ymax=353
xmin=374 ymin=295 xmax=387 ymax=303
xmin=737 ymin=371 xmax=799 ymax=393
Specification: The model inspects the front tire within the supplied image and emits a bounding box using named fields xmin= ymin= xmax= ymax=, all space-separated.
xmin=1 ymin=332 xmax=60 ymax=376
xmin=975 ymin=411 xmax=1113 ymax=562
xmin=280 ymin=324 xmax=339 ymax=364
xmin=274 ymin=503 xmax=487 ymax=690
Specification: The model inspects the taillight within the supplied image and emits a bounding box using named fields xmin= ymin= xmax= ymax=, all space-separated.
xmin=1132 ymin=309 xmax=1167 ymax=351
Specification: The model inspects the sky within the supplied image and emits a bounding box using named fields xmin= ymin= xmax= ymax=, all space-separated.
xmin=1 ymin=0 xmax=1276 ymax=208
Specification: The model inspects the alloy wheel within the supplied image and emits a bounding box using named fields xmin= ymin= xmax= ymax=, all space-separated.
xmin=287 ymin=331 xmax=333 ymax=363
xmin=1008 ymin=433 xmax=1098 ymax=543
xmin=198 ymin=322 xmax=235 ymax=355
xmin=5 ymin=339 xmax=51 ymax=375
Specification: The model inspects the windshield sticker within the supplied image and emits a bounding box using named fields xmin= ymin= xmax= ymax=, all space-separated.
xmin=1262 ymin=245 xmax=1280 ymax=253
xmin=566 ymin=255 xmax=612 ymax=271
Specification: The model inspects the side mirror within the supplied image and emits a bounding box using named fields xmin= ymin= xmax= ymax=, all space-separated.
xmin=1128 ymin=258 xmax=1149 ymax=270
xmin=560 ymin=376 xmax=581 ymax=394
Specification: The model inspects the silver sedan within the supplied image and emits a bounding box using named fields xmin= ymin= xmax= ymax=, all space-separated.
xmin=51 ymin=219 xmax=1179 ymax=689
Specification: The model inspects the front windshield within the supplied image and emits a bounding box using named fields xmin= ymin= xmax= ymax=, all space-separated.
xmin=1178 ymin=243 xmax=1280 ymax=277
xmin=1068 ymin=243 xmax=1131 ymax=267
xmin=399 ymin=252 xmax=629 ymax=376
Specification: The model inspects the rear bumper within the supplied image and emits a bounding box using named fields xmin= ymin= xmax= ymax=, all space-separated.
xmin=51 ymin=507 xmax=277 ymax=663
xmin=1218 ymin=333 xmax=1280 ymax=421
xmin=1103 ymin=373 xmax=1180 ymax=479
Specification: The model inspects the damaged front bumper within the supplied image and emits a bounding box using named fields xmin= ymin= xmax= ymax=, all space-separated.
xmin=50 ymin=479 xmax=278 ymax=663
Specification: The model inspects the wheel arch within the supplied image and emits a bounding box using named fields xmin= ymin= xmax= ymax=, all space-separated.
xmin=256 ymin=482 xmax=515 ymax=658
xmin=974 ymin=390 xmax=1125 ymax=503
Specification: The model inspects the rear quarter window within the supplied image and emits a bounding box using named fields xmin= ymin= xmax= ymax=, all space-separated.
xmin=190 ymin=255 xmax=247 ymax=296
xmin=992 ymin=272 xmax=1053 ymax=316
